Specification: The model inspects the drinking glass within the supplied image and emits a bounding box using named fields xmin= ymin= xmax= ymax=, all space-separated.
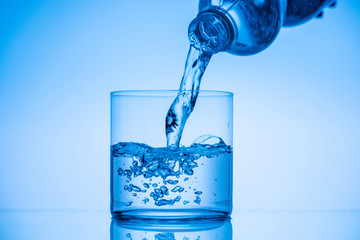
xmin=111 ymin=90 xmax=233 ymax=219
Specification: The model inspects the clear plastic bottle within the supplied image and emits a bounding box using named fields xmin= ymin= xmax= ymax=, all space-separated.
xmin=188 ymin=0 xmax=337 ymax=55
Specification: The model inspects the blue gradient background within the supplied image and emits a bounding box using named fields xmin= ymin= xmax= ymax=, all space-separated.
xmin=0 ymin=0 xmax=359 ymax=212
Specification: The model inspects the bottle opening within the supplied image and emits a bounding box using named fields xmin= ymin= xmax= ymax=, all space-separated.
xmin=188 ymin=11 xmax=233 ymax=54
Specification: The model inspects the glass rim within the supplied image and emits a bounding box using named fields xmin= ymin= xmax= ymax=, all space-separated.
xmin=111 ymin=90 xmax=233 ymax=97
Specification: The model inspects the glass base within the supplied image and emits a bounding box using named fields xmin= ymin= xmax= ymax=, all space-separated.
xmin=112 ymin=209 xmax=231 ymax=221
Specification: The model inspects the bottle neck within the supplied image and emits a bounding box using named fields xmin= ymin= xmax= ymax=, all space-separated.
xmin=188 ymin=11 xmax=233 ymax=54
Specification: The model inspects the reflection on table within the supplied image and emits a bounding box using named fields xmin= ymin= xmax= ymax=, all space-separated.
xmin=0 ymin=210 xmax=359 ymax=240
xmin=111 ymin=218 xmax=232 ymax=240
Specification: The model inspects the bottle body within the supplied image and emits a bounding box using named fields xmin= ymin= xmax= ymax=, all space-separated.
xmin=284 ymin=0 xmax=337 ymax=27
xmin=189 ymin=0 xmax=337 ymax=56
